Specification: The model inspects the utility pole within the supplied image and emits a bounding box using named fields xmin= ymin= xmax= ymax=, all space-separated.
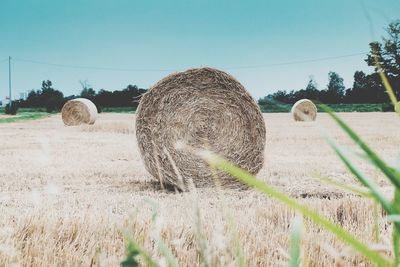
xmin=8 ymin=56 xmax=12 ymax=107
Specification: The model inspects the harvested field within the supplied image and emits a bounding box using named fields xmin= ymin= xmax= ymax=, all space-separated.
xmin=0 ymin=113 xmax=399 ymax=266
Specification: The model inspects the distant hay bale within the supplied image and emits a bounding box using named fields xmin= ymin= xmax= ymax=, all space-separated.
xmin=291 ymin=99 xmax=317 ymax=121
xmin=136 ymin=67 xmax=266 ymax=190
xmin=61 ymin=98 xmax=98 ymax=126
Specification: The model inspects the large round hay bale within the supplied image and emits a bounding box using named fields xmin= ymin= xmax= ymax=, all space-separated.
xmin=136 ymin=67 xmax=266 ymax=190
xmin=291 ymin=99 xmax=317 ymax=121
xmin=61 ymin=98 xmax=98 ymax=126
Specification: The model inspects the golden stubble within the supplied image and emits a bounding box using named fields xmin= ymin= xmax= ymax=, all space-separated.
xmin=0 ymin=112 xmax=399 ymax=266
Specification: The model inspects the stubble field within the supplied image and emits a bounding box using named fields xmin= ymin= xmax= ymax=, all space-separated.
xmin=0 ymin=112 xmax=399 ymax=266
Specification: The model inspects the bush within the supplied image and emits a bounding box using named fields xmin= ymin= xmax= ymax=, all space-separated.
xmin=44 ymin=97 xmax=64 ymax=113
xmin=45 ymin=101 xmax=58 ymax=113
xmin=87 ymin=98 xmax=102 ymax=113
xmin=97 ymin=105 xmax=102 ymax=113
xmin=5 ymin=102 xmax=19 ymax=115
xmin=382 ymin=103 xmax=395 ymax=112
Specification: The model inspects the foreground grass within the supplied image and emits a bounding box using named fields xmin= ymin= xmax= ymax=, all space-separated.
xmin=0 ymin=112 xmax=49 ymax=123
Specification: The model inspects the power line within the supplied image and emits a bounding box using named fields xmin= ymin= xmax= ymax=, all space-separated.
xmin=0 ymin=58 xmax=9 ymax=63
xmin=223 ymin=52 xmax=368 ymax=70
xmin=12 ymin=52 xmax=368 ymax=72
xmin=13 ymin=58 xmax=175 ymax=72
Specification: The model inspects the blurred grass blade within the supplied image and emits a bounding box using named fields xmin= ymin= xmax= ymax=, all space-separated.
xmin=377 ymin=70 xmax=398 ymax=112
xmin=325 ymin=137 xmax=397 ymax=222
xmin=392 ymin=189 xmax=400 ymax=216
xmin=155 ymin=238 xmax=180 ymax=267
xmin=320 ymin=104 xmax=400 ymax=188
xmin=203 ymin=153 xmax=392 ymax=267
xmin=146 ymin=200 xmax=180 ymax=267
xmin=209 ymin=168 xmax=247 ymax=267
xmin=289 ymin=216 xmax=303 ymax=267
xmin=194 ymin=209 xmax=210 ymax=267
xmin=121 ymin=239 xmax=159 ymax=267
xmin=121 ymin=241 xmax=139 ymax=267
xmin=393 ymin=190 xmax=400 ymax=265
xmin=226 ymin=215 xmax=247 ymax=267
xmin=394 ymin=231 xmax=400 ymax=267
xmin=315 ymin=172 xmax=380 ymax=241
xmin=314 ymin=174 xmax=372 ymax=198
xmin=371 ymin=51 xmax=399 ymax=113
xmin=373 ymin=203 xmax=380 ymax=243
xmin=388 ymin=215 xmax=400 ymax=222
xmin=355 ymin=151 xmax=400 ymax=176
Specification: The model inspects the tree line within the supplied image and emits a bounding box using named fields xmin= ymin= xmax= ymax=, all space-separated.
xmin=260 ymin=71 xmax=388 ymax=105
xmin=16 ymin=80 xmax=147 ymax=113
xmin=261 ymin=20 xmax=400 ymax=106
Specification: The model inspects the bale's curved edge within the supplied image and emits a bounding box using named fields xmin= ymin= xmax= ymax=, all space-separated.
xmin=135 ymin=67 xmax=266 ymax=190
xmin=61 ymin=98 xmax=98 ymax=126
xmin=291 ymin=99 xmax=317 ymax=121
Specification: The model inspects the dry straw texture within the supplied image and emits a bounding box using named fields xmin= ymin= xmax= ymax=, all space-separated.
xmin=1 ymin=113 xmax=400 ymax=266
xmin=136 ymin=67 xmax=266 ymax=190
xmin=291 ymin=99 xmax=317 ymax=121
xmin=61 ymin=98 xmax=98 ymax=126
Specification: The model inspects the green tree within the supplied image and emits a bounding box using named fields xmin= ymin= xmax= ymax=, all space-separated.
xmin=353 ymin=71 xmax=368 ymax=91
xmin=79 ymin=80 xmax=102 ymax=112
xmin=41 ymin=80 xmax=64 ymax=112
xmin=302 ymin=76 xmax=320 ymax=101
xmin=305 ymin=76 xmax=318 ymax=91
xmin=325 ymin=72 xmax=345 ymax=103
xmin=366 ymin=20 xmax=400 ymax=98
xmin=79 ymin=80 xmax=96 ymax=99
xmin=347 ymin=71 xmax=369 ymax=103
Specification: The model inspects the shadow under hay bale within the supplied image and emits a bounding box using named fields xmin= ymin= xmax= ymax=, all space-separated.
xmin=136 ymin=67 xmax=266 ymax=190
xmin=291 ymin=99 xmax=317 ymax=121
xmin=61 ymin=98 xmax=98 ymax=126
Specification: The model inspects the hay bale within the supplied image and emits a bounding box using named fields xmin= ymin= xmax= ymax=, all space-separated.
xmin=136 ymin=67 xmax=266 ymax=190
xmin=61 ymin=98 xmax=98 ymax=126
xmin=291 ymin=99 xmax=317 ymax=121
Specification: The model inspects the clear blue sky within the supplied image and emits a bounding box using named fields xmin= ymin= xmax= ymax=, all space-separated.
xmin=0 ymin=0 xmax=399 ymax=99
